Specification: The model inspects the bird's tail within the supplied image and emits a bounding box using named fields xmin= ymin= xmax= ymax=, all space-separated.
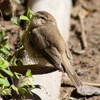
xmin=62 ymin=54 xmax=83 ymax=88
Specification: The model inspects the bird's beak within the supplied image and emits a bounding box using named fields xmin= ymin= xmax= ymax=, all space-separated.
xmin=33 ymin=13 xmax=36 ymax=16
xmin=33 ymin=12 xmax=37 ymax=16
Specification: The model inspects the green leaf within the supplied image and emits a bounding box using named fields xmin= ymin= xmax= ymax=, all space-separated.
xmin=18 ymin=87 xmax=27 ymax=94
xmin=0 ymin=58 xmax=9 ymax=68
xmin=0 ymin=58 xmax=4 ymax=65
xmin=11 ymin=18 xmax=19 ymax=26
xmin=0 ymin=39 xmax=7 ymax=45
xmin=27 ymin=7 xmax=33 ymax=19
xmin=0 ymin=31 xmax=5 ymax=38
xmin=11 ymin=85 xmax=18 ymax=93
xmin=0 ymin=39 xmax=10 ymax=50
xmin=0 ymin=73 xmax=5 ymax=78
xmin=19 ymin=15 xmax=29 ymax=21
xmin=25 ymin=69 xmax=32 ymax=77
xmin=1 ymin=68 xmax=14 ymax=77
xmin=14 ymin=72 xmax=22 ymax=79
xmin=5 ymin=44 xmax=10 ymax=50
xmin=0 ymin=78 xmax=10 ymax=86
xmin=0 ymin=47 xmax=11 ymax=55
xmin=14 ymin=59 xmax=17 ymax=66
xmin=1 ymin=88 xmax=10 ymax=95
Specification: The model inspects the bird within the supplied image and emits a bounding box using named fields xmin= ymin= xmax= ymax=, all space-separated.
xmin=24 ymin=11 xmax=83 ymax=88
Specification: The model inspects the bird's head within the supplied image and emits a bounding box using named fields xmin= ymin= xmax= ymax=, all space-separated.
xmin=31 ymin=11 xmax=56 ymax=28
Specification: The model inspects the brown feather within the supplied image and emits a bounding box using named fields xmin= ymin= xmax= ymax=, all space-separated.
xmin=25 ymin=11 xmax=83 ymax=88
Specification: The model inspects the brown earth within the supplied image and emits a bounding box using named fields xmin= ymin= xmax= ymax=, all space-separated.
xmin=60 ymin=0 xmax=100 ymax=100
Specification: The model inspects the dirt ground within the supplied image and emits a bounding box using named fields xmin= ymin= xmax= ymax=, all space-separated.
xmin=0 ymin=0 xmax=100 ymax=100
xmin=60 ymin=0 xmax=100 ymax=100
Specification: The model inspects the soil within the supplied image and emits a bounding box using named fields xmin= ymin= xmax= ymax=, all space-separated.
xmin=0 ymin=0 xmax=100 ymax=100
xmin=60 ymin=0 xmax=100 ymax=100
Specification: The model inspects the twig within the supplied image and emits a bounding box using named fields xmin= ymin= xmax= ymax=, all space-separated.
xmin=71 ymin=49 xmax=85 ymax=55
xmin=83 ymin=82 xmax=100 ymax=87
xmin=78 ymin=11 xmax=88 ymax=49
xmin=72 ymin=10 xmax=88 ymax=55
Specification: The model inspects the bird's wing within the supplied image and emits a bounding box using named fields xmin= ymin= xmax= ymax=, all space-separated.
xmin=29 ymin=27 xmax=83 ymax=88
xmin=29 ymin=27 xmax=63 ymax=71
xmin=61 ymin=44 xmax=83 ymax=88
xmin=65 ymin=44 xmax=74 ymax=66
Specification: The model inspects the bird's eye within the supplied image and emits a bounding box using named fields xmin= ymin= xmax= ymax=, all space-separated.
xmin=41 ymin=17 xmax=46 ymax=20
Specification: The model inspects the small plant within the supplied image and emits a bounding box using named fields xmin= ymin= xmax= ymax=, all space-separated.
xmin=11 ymin=7 xmax=34 ymax=63
xmin=0 ymin=30 xmax=14 ymax=96
xmin=0 ymin=8 xmax=35 ymax=99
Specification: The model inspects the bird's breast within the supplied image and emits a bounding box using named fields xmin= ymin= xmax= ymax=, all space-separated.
xmin=25 ymin=33 xmax=48 ymax=65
